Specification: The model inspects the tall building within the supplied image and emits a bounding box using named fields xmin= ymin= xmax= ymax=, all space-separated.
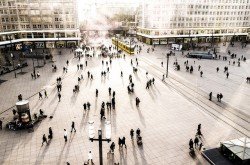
xmin=0 ymin=0 xmax=80 ymax=51
xmin=137 ymin=0 xmax=250 ymax=45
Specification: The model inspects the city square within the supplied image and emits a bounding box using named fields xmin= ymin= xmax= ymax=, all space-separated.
xmin=0 ymin=0 xmax=249 ymax=165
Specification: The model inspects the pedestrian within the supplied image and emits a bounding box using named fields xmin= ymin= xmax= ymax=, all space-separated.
xmin=200 ymin=71 xmax=203 ymax=77
xmin=130 ymin=129 xmax=134 ymax=139
xmin=146 ymin=71 xmax=148 ymax=76
xmin=136 ymin=97 xmax=140 ymax=107
xmin=100 ymin=108 xmax=105 ymax=120
xmin=85 ymin=60 xmax=87 ymax=66
xmin=209 ymin=92 xmax=212 ymax=101
xmin=216 ymin=67 xmax=219 ymax=72
xmin=31 ymin=73 xmax=34 ymax=79
xmin=121 ymin=71 xmax=123 ymax=77
xmin=198 ymin=65 xmax=201 ymax=71
xmin=194 ymin=136 xmax=199 ymax=148
xmin=152 ymin=78 xmax=155 ymax=84
xmin=64 ymin=129 xmax=68 ymax=142
xmin=83 ymin=103 xmax=87 ymax=111
xmin=87 ymin=71 xmax=90 ymax=78
xmin=198 ymin=124 xmax=201 ymax=131
xmin=42 ymin=134 xmax=48 ymax=146
xmin=161 ymin=61 xmax=163 ymax=67
xmin=108 ymin=87 xmax=111 ymax=96
xmin=118 ymin=137 xmax=122 ymax=148
xmin=217 ymin=93 xmax=220 ymax=102
xmin=71 ymin=121 xmax=76 ymax=132
xmin=39 ymin=92 xmax=43 ymax=99
xmin=110 ymin=142 xmax=115 ymax=153
xmin=219 ymin=93 xmax=223 ymax=102
xmin=199 ymin=143 xmax=203 ymax=151
xmin=58 ymin=93 xmax=61 ymax=102
xmin=111 ymin=97 xmax=115 ymax=109
xmin=196 ymin=128 xmax=203 ymax=137
xmin=189 ymin=139 xmax=194 ymax=150
xmin=162 ymin=74 xmax=165 ymax=81
xmin=226 ymin=72 xmax=229 ymax=78
xmin=66 ymin=60 xmax=69 ymax=66
xmin=77 ymin=64 xmax=79 ymax=70
xmin=44 ymin=90 xmax=48 ymax=98
xmin=87 ymin=102 xmax=91 ymax=110
xmin=112 ymin=91 xmax=115 ymax=98
xmin=0 ymin=119 xmax=2 ymax=130
xmin=88 ymin=151 xmax=93 ymax=164
xmin=96 ymin=89 xmax=98 ymax=97
xmin=48 ymin=127 xmax=53 ymax=140
xmin=90 ymin=74 xmax=93 ymax=80
xmin=122 ymin=137 xmax=127 ymax=148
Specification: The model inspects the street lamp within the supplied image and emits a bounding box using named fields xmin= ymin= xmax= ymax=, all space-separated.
xmin=166 ymin=53 xmax=170 ymax=78
xmin=88 ymin=121 xmax=111 ymax=165
xmin=10 ymin=53 xmax=16 ymax=78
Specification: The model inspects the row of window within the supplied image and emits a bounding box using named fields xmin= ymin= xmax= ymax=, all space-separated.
xmin=152 ymin=16 xmax=249 ymax=22
xmin=149 ymin=22 xmax=249 ymax=29
xmin=1 ymin=17 xmax=75 ymax=23
xmin=1 ymin=24 xmax=76 ymax=30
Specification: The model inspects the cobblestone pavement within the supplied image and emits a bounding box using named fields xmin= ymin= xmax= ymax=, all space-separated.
xmin=0 ymin=42 xmax=248 ymax=165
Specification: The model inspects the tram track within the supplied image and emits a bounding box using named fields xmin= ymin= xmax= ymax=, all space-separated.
xmin=138 ymin=57 xmax=250 ymax=137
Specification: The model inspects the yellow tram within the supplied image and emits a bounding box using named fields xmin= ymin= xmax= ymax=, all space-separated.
xmin=112 ymin=37 xmax=135 ymax=55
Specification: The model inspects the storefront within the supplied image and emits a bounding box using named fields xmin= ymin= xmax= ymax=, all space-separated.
xmin=45 ymin=42 xmax=55 ymax=49
xmin=67 ymin=41 xmax=77 ymax=48
xmin=34 ymin=42 xmax=45 ymax=49
xmin=55 ymin=41 xmax=66 ymax=48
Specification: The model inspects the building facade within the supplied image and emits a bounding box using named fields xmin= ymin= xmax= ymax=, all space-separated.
xmin=0 ymin=0 xmax=80 ymax=51
xmin=137 ymin=0 xmax=250 ymax=45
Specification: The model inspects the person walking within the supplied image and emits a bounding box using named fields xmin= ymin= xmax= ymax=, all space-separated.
xmin=199 ymin=143 xmax=203 ymax=151
xmin=198 ymin=65 xmax=201 ymax=71
xmin=87 ymin=102 xmax=91 ymax=110
xmin=58 ymin=93 xmax=61 ymax=102
xmin=71 ymin=121 xmax=76 ymax=132
xmin=121 ymin=71 xmax=123 ymax=77
xmin=42 ymin=134 xmax=48 ymax=146
xmin=209 ymin=92 xmax=212 ymax=101
xmin=64 ymin=129 xmax=68 ymax=142
xmin=83 ymin=103 xmax=87 ymax=111
xmin=110 ymin=142 xmax=115 ymax=153
xmin=216 ymin=67 xmax=219 ymax=72
xmin=44 ymin=90 xmax=48 ymax=98
xmin=108 ymin=87 xmax=111 ymax=96
xmin=189 ymin=139 xmax=194 ymax=150
xmin=136 ymin=97 xmax=140 ymax=107
xmin=219 ymin=93 xmax=223 ymax=102
xmin=194 ymin=136 xmax=199 ymax=148
xmin=112 ymin=91 xmax=115 ymax=98
xmin=130 ymin=129 xmax=134 ymax=139
xmin=96 ymin=89 xmax=98 ymax=97
xmin=66 ymin=60 xmax=69 ymax=66
xmin=48 ymin=127 xmax=53 ymax=140
xmin=122 ymin=137 xmax=127 ymax=148
xmin=88 ymin=151 xmax=93 ymax=164
xmin=200 ymin=71 xmax=203 ymax=77
xmin=100 ymin=108 xmax=105 ymax=120
xmin=162 ymin=74 xmax=165 ymax=81
xmin=39 ymin=92 xmax=43 ymax=100
xmin=226 ymin=72 xmax=229 ymax=78
xmin=0 ymin=119 xmax=2 ymax=130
